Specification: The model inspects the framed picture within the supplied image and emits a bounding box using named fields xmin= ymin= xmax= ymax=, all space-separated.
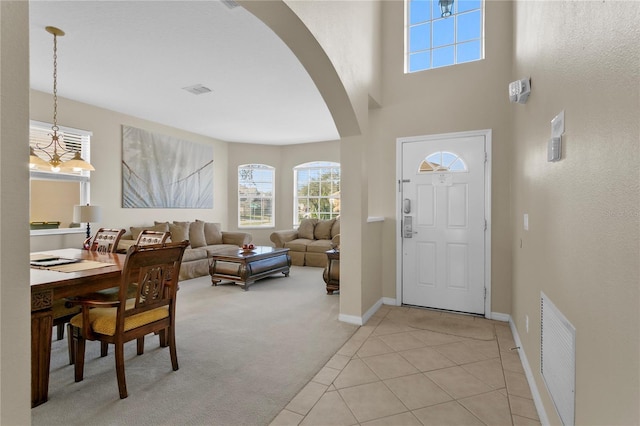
xmin=122 ymin=125 xmax=213 ymax=208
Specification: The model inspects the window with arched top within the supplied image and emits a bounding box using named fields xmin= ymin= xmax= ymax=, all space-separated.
xmin=293 ymin=161 xmax=340 ymax=226
xmin=418 ymin=151 xmax=467 ymax=173
xmin=238 ymin=164 xmax=275 ymax=228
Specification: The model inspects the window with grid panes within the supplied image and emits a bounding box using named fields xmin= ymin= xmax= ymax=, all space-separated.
xmin=238 ymin=164 xmax=275 ymax=228
xmin=407 ymin=0 xmax=484 ymax=72
xmin=293 ymin=162 xmax=340 ymax=226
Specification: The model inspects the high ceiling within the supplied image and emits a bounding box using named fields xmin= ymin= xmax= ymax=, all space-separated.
xmin=29 ymin=1 xmax=339 ymax=145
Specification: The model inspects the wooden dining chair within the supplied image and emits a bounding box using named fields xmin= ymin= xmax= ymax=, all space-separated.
xmin=53 ymin=228 xmax=126 ymax=364
xmin=135 ymin=230 xmax=170 ymax=246
xmin=91 ymin=228 xmax=126 ymax=253
xmin=69 ymin=241 xmax=188 ymax=399
xmin=80 ymin=229 xmax=171 ymax=360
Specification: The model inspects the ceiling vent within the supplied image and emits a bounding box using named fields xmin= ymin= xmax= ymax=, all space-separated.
xmin=182 ymin=84 xmax=212 ymax=95
xmin=220 ymin=0 xmax=240 ymax=9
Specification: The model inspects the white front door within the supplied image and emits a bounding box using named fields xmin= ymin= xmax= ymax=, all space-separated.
xmin=400 ymin=133 xmax=487 ymax=315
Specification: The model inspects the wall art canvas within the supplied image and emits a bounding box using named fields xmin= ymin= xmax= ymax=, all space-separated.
xmin=122 ymin=125 xmax=213 ymax=208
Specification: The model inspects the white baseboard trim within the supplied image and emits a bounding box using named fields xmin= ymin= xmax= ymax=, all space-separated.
xmin=362 ymin=298 xmax=383 ymax=324
xmin=338 ymin=313 xmax=363 ymax=325
xmin=382 ymin=297 xmax=396 ymax=306
xmin=339 ymin=297 xmax=392 ymax=326
xmin=490 ymin=311 xmax=510 ymax=322
xmin=508 ymin=316 xmax=550 ymax=425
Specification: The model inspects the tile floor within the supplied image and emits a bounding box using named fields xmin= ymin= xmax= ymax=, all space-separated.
xmin=270 ymin=305 xmax=541 ymax=426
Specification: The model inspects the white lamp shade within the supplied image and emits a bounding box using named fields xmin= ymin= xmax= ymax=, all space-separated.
xmin=73 ymin=205 xmax=102 ymax=223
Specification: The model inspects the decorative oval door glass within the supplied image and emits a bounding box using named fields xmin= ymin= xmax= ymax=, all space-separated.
xmin=418 ymin=151 xmax=468 ymax=173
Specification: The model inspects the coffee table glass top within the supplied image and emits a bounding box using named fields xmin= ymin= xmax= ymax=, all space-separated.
xmin=212 ymin=246 xmax=286 ymax=259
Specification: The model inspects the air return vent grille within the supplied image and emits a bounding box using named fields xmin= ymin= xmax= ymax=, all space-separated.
xmin=541 ymin=292 xmax=576 ymax=426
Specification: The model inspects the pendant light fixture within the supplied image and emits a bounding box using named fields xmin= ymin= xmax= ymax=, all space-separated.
xmin=30 ymin=26 xmax=94 ymax=173
xmin=439 ymin=0 xmax=454 ymax=17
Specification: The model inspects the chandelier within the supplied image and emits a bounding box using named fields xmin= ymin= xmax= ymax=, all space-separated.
xmin=30 ymin=26 xmax=94 ymax=173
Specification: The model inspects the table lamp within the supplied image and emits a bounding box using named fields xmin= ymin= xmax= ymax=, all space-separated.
xmin=73 ymin=204 xmax=102 ymax=240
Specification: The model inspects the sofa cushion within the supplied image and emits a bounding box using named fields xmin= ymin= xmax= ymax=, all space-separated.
xmin=314 ymin=219 xmax=335 ymax=240
xmin=331 ymin=217 xmax=340 ymax=238
xmin=154 ymin=221 xmax=170 ymax=229
xmin=182 ymin=247 xmax=208 ymax=262
xmin=284 ymin=239 xmax=311 ymax=252
xmin=307 ymin=239 xmax=334 ymax=253
xmin=306 ymin=252 xmax=329 ymax=267
xmin=169 ymin=221 xmax=190 ymax=244
xmin=198 ymin=220 xmax=223 ymax=245
xmin=188 ymin=220 xmax=207 ymax=248
xmin=297 ymin=219 xmax=317 ymax=240
xmin=118 ymin=239 xmax=136 ymax=252
xmin=205 ymin=244 xmax=243 ymax=255
xmin=289 ymin=252 xmax=305 ymax=266
xmin=130 ymin=222 xmax=169 ymax=240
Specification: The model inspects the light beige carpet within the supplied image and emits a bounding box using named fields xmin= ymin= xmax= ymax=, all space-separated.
xmin=32 ymin=266 xmax=357 ymax=426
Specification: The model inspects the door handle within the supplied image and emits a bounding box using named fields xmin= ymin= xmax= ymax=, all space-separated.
xmin=403 ymin=216 xmax=416 ymax=238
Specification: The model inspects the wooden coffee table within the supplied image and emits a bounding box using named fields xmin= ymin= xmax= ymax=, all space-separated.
xmin=209 ymin=246 xmax=291 ymax=290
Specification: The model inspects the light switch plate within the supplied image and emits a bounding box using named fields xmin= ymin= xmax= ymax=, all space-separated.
xmin=548 ymin=136 xmax=562 ymax=162
xmin=524 ymin=213 xmax=529 ymax=231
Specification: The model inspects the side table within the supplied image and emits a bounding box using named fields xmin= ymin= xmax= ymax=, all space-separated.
xmin=323 ymin=249 xmax=340 ymax=294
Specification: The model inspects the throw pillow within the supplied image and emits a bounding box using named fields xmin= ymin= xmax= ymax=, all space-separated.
xmin=188 ymin=221 xmax=207 ymax=248
xmin=314 ymin=219 xmax=335 ymax=240
xmin=169 ymin=221 xmax=190 ymax=246
xmin=298 ymin=218 xmax=317 ymax=240
xmin=198 ymin=220 xmax=223 ymax=245
xmin=331 ymin=216 xmax=340 ymax=238
xmin=130 ymin=222 xmax=169 ymax=240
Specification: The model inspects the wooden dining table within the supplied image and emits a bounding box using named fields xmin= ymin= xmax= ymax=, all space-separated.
xmin=30 ymin=248 xmax=125 ymax=408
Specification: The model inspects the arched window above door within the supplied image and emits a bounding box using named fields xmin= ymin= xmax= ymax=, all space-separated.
xmin=418 ymin=151 xmax=467 ymax=173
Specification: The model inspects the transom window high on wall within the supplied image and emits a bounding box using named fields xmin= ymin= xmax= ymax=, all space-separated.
xmin=294 ymin=162 xmax=340 ymax=226
xmin=406 ymin=0 xmax=484 ymax=72
xmin=238 ymin=164 xmax=275 ymax=228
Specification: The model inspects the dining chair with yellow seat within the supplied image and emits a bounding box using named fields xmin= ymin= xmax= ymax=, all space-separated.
xmin=68 ymin=241 xmax=188 ymax=399
xmin=53 ymin=227 xmax=126 ymax=364
xmin=82 ymin=230 xmax=173 ymax=360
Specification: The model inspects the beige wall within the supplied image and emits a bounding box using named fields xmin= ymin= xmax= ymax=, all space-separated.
xmin=371 ymin=0 xmax=514 ymax=313
xmin=29 ymin=93 xmax=342 ymax=252
xmin=226 ymin=140 xmax=340 ymax=246
xmin=0 ymin=2 xmax=32 ymax=423
xmin=30 ymin=180 xmax=80 ymax=225
xmin=510 ymin=1 xmax=639 ymax=424
xmin=275 ymin=1 xmax=383 ymax=320
xmin=4 ymin=2 xmax=638 ymax=424
xmin=29 ymin=90 xmax=229 ymax=250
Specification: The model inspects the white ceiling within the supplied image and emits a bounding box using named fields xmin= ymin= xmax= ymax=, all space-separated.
xmin=29 ymin=1 xmax=339 ymax=145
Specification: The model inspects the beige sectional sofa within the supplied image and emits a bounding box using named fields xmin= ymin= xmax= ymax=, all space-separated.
xmin=270 ymin=218 xmax=339 ymax=267
xmin=118 ymin=220 xmax=252 ymax=281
